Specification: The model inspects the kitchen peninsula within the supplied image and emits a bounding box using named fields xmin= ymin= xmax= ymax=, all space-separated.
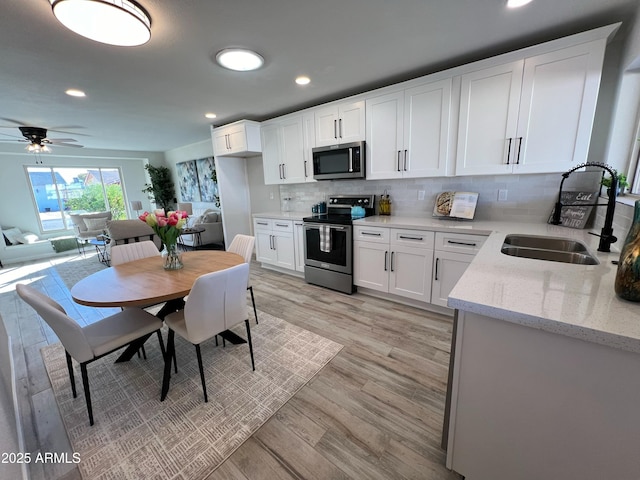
xmin=444 ymin=223 xmax=640 ymax=480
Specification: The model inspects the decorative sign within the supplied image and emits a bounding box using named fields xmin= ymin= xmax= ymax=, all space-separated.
xmin=548 ymin=191 xmax=598 ymax=229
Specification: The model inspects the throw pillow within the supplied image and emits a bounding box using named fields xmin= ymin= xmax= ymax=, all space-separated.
xmin=83 ymin=218 xmax=108 ymax=231
xmin=18 ymin=232 xmax=40 ymax=244
xmin=2 ymin=227 xmax=23 ymax=245
xmin=3 ymin=234 xmax=10 ymax=246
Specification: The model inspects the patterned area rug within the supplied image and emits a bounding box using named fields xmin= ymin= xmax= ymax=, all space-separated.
xmin=53 ymin=252 xmax=108 ymax=291
xmin=41 ymin=312 xmax=342 ymax=479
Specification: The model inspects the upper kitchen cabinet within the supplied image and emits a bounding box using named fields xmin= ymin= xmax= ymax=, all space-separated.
xmin=212 ymin=120 xmax=262 ymax=157
xmin=315 ymin=100 xmax=365 ymax=147
xmin=366 ymin=78 xmax=454 ymax=180
xmin=261 ymin=113 xmax=316 ymax=185
xmin=456 ymin=38 xmax=609 ymax=176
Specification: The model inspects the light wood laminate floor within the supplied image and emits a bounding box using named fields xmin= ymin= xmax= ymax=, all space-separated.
xmin=1 ymin=254 xmax=461 ymax=480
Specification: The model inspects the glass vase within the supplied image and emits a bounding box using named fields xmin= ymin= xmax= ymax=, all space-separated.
xmin=163 ymin=243 xmax=183 ymax=270
xmin=614 ymin=200 xmax=640 ymax=301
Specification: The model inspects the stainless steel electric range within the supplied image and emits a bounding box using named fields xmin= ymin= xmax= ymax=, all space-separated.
xmin=303 ymin=194 xmax=375 ymax=294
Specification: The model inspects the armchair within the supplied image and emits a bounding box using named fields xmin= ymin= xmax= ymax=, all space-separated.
xmin=69 ymin=212 xmax=112 ymax=240
xmin=106 ymin=219 xmax=162 ymax=252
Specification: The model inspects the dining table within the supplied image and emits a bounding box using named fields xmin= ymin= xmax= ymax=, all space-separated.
xmin=70 ymin=250 xmax=246 ymax=363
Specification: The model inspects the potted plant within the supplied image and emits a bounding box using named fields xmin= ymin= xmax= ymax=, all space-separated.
xmin=601 ymin=173 xmax=629 ymax=196
xmin=142 ymin=164 xmax=176 ymax=213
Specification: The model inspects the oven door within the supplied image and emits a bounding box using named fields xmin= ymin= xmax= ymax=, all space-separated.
xmin=304 ymin=223 xmax=352 ymax=274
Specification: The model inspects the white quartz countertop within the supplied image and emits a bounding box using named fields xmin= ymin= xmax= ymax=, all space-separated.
xmin=356 ymin=215 xmax=640 ymax=354
xmin=252 ymin=211 xmax=308 ymax=221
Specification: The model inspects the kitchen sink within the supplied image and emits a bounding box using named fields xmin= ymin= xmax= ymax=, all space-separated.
xmin=501 ymin=234 xmax=599 ymax=265
xmin=503 ymin=234 xmax=588 ymax=252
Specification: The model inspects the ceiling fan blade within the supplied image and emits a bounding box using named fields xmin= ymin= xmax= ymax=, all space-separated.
xmin=54 ymin=143 xmax=84 ymax=148
xmin=47 ymin=128 xmax=90 ymax=137
xmin=0 ymin=117 xmax=32 ymax=126
xmin=47 ymin=138 xmax=78 ymax=143
xmin=0 ymin=131 xmax=22 ymax=139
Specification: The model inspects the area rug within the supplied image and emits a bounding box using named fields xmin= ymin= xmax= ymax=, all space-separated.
xmin=41 ymin=311 xmax=342 ymax=480
xmin=53 ymin=252 xmax=108 ymax=291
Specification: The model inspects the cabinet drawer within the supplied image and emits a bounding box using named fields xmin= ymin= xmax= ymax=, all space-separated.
xmin=272 ymin=220 xmax=293 ymax=233
xmin=390 ymin=229 xmax=434 ymax=249
xmin=435 ymin=232 xmax=487 ymax=253
xmin=253 ymin=218 xmax=272 ymax=231
xmin=354 ymin=226 xmax=389 ymax=244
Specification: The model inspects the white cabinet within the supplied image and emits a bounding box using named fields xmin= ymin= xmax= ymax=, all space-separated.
xmin=294 ymin=221 xmax=305 ymax=273
xmin=366 ymin=78 xmax=453 ymax=180
xmin=253 ymin=218 xmax=295 ymax=270
xmin=456 ymin=40 xmax=607 ymax=175
xmin=354 ymin=226 xmax=434 ymax=303
xmin=315 ymin=100 xmax=365 ymax=146
xmin=212 ymin=120 xmax=262 ymax=157
xmin=431 ymin=232 xmax=487 ymax=307
xmin=261 ymin=114 xmax=316 ymax=185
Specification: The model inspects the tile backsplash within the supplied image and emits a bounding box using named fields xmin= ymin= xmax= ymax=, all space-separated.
xmin=280 ymin=172 xmax=604 ymax=224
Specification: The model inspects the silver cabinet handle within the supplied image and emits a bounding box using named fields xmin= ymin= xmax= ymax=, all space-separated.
xmin=516 ymin=137 xmax=523 ymax=165
xmin=506 ymin=138 xmax=512 ymax=165
xmin=304 ymin=160 xmax=308 ymax=177
xmin=384 ymin=251 xmax=388 ymax=271
xmin=273 ymin=235 xmax=277 ymax=250
xmin=275 ymin=223 xmax=289 ymax=227
xmin=282 ymin=163 xmax=286 ymax=179
xmin=257 ymin=221 xmax=268 ymax=226
xmin=339 ymin=118 xmax=343 ymax=138
xmin=334 ymin=119 xmax=337 ymax=139
xmin=390 ymin=251 xmax=395 ymax=272
xmin=278 ymin=164 xmax=282 ymax=179
xmin=404 ymin=150 xmax=408 ymax=171
xmin=399 ymin=235 xmax=423 ymax=241
xmin=397 ymin=151 xmax=402 ymax=171
xmin=226 ymin=134 xmax=231 ymax=150
xmin=361 ymin=231 xmax=382 ymax=237
xmin=447 ymin=240 xmax=477 ymax=247
xmin=435 ymin=257 xmax=439 ymax=280
xmin=295 ymin=222 xmax=302 ymax=226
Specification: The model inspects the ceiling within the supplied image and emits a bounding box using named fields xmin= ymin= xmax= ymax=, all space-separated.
xmin=0 ymin=0 xmax=638 ymax=153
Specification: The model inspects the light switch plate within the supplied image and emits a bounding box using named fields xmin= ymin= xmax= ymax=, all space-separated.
xmin=498 ymin=189 xmax=508 ymax=202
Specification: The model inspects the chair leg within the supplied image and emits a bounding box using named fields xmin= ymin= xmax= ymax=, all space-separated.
xmin=249 ymin=286 xmax=258 ymax=324
xmin=195 ymin=344 xmax=208 ymax=402
xmin=156 ymin=330 xmax=166 ymax=356
xmin=65 ymin=351 xmax=76 ymax=398
xmin=244 ymin=319 xmax=255 ymax=371
xmin=80 ymin=363 xmax=93 ymax=426
xmin=141 ymin=345 xmax=147 ymax=359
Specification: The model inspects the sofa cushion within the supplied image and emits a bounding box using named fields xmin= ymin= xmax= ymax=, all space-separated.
xmin=2 ymin=228 xmax=23 ymax=245
xmin=17 ymin=232 xmax=40 ymax=244
xmin=69 ymin=211 xmax=112 ymax=233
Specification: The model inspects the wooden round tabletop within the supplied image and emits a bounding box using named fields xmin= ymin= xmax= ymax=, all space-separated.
xmin=71 ymin=250 xmax=244 ymax=307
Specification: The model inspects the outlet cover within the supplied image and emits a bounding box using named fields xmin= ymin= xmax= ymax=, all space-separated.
xmin=498 ymin=189 xmax=508 ymax=202
xmin=418 ymin=190 xmax=425 ymax=200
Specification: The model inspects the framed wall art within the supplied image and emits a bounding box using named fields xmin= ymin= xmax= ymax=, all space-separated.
xmin=176 ymin=160 xmax=201 ymax=202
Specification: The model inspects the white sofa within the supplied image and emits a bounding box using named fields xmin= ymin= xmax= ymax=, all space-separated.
xmin=182 ymin=209 xmax=224 ymax=248
xmin=0 ymin=225 xmax=55 ymax=266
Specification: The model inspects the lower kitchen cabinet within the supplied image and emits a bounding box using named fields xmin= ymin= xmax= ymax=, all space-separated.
xmin=354 ymin=226 xmax=434 ymax=303
xmin=254 ymin=218 xmax=295 ymax=270
xmin=431 ymin=231 xmax=488 ymax=307
xmin=294 ymin=221 xmax=305 ymax=273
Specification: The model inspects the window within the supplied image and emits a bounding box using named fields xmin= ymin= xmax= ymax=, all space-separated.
xmin=26 ymin=166 xmax=127 ymax=232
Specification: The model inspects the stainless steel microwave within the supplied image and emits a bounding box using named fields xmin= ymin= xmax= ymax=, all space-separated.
xmin=312 ymin=141 xmax=365 ymax=180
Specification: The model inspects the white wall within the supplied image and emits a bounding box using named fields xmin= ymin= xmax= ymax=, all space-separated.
xmin=0 ymin=143 xmax=164 ymax=236
xmin=246 ymin=155 xmax=281 ymax=217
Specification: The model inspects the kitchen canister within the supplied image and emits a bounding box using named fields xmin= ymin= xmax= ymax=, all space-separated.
xmin=379 ymin=190 xmax=391 ymax=215
xmin=615 ymin=199 xmax=640 ymax=301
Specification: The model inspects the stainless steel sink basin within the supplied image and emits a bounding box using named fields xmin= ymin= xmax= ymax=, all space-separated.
xmin=503 ymin=234 xmax=588 ymax=252
xmin=501 ymin=234 xmax=599 ymax=265
xmin=501 ymin=246 xmax=599 ymax=265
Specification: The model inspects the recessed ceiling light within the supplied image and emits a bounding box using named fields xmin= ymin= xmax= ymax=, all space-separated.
xmin=295 ymin=76 xmax=311 ymax=85
xmin=506 ymin=0 xmax=533 ymax=8
xmin=65 ymin=88 xmax=86 ymax=97
xmin=216 ymin=48 xmax=264 ymax=71
xmin=205 ymin=113 xmax=217 ymax=119
xmin=50 ymin=0 xmax=151 ymax=47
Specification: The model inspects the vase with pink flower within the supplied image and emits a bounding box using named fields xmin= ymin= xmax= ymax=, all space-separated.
xmin=139 ymin=209 xmax=189 ymax=270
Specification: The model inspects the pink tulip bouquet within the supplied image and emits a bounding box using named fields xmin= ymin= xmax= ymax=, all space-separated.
xmin=139 ymin=209 xmax=189 ymax=248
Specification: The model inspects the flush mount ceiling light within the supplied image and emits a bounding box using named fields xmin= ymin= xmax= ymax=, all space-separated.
xmin=65 ymin=88 xmax=86 ymax=97
xmin=50 ymin=0 xmax=151 ymax=47
xmin=295 ymin=76 xmax=311 ymax=85
xmin=205 ymin=113 xmax=217 ymax=119
xmin=506 ymin=0 xmax=533 ymax=7
xmin=216 ymin=48 xmax=264 ymax=71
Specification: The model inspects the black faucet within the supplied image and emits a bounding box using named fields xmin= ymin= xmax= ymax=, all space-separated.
xmin=550 ymin=162 xmax=618 ymax=252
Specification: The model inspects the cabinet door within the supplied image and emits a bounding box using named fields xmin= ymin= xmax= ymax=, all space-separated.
xmin=255 ymin=231 xmax=276 ymax=263
xmin=388 ymin=245 xmax=433 ymax=302
xmin=366 ymin=90 xmax=404 ymax=180
xmin=315 ymin=106 xmax=339 ymax=146
xmin=212 ymin=130 xmax=230 ymax=156
xmin=302 ymin=113 xmax=316 ymax=182
xmin=294 ymin=222 xmax=305 ymax=273
xmin=261 ymin=123 xmax=283 ymax=185
xmin=338 ymin=100 xmax=366 ymax=144
xmin=226 ymin=124 xmax=248 ymax=154
xmin=431 ymin=251 xmax=474 ymax=307
xmin=513 ymin=41 xmax=606 ymax=174
xmin=280 ymin=117 xmax=307 ymax=184
xmin=353 ymin=241 xmax=389 ymax=292
xmin=456 ymin=61 xmax=523 ymax=175
xmin=404 ymin=78 xmax=452 ymax=178
xmin=273 ymin=232 xmax=295 ymax=269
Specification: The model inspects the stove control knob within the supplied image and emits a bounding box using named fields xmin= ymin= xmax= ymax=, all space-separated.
xmin=358 ymin=199 xmax=363 ymax=204
xmin=363 ymin=198 xmax=369 ymax=204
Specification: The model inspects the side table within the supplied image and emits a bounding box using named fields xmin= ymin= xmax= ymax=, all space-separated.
xmin=179 ymin=226 xmax=205 ymax=250
xmin=89 ymin=236 xmax=110 ymax=265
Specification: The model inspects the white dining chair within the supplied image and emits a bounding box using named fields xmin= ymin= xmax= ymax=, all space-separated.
xmin=110 ymin=240 xmax=159 ymax=266
xmin=16 ymin=283 xmax=164 ymax=426
xmin=162 ymin=263 xmax=254 ymax=402
xmin=227 ymin=234 xmax=258 ymax=324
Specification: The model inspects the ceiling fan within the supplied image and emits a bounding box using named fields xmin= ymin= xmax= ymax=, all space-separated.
xmin=0 ymin=122 xmax=84 ymax=152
